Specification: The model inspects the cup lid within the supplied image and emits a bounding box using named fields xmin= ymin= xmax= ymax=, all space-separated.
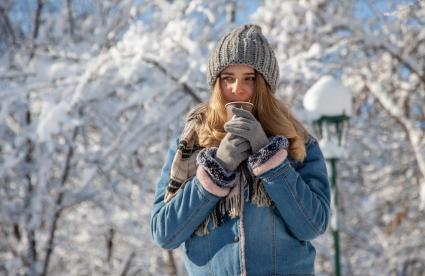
xmin=225 ymin=101 xmax=254 ymax=108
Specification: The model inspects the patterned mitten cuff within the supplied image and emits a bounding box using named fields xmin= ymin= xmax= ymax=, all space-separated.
xmin=196 ymin=148 xmax=239 ymax=188
xmin=248 ymin=136 xmax=289 ymax=175
xmin=196 ymin=167 xmax=230 ymax=197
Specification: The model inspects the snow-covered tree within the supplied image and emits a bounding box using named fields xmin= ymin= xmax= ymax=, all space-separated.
xmin=1 ymin=0 xmax=424 ymax=275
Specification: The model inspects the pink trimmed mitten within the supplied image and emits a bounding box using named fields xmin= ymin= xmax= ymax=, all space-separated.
xmin=196 ymin=166 xmax=231 ymax=197
xmin=247 ymin=136 xmax=289 ymax=176
xmin=196 ymin=148 xmax=239 ymax=188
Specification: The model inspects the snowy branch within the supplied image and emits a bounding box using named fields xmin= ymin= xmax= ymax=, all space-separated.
xmin=142 ymin=57 xmax=203 ymax=103
xmin=363 ymin=68 xmax=425 ymax=180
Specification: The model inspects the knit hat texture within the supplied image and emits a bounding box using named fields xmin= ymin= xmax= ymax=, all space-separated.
xmin=207 ymin=24 xmax=279 ymax=92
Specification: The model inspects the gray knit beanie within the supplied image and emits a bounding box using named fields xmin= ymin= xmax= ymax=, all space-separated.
xmin=207 ymin=24 xmax=279 ymax=93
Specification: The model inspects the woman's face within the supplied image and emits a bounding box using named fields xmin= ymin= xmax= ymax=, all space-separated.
xmin=219 ymin=64 xmax=255 ymax=103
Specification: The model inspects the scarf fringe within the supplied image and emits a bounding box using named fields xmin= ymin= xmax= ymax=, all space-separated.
xmin=194 ymin=179 xmax=271 ymax=236
xmin=251 ymin=180 xmax=273 ymax=207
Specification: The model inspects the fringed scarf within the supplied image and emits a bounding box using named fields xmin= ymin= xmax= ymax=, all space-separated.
xmin=164 ymin=104 xmax=272 ymax=236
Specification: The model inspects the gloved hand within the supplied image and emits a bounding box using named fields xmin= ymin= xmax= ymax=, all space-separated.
xmin=216 ymin=133 xmax=251 ymax=171
xmin=224 ymin=107 xmax=269 ymax=153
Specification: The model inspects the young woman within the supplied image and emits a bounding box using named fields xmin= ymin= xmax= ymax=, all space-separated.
xmin=151 ymin=24 xmax=330 ymax=276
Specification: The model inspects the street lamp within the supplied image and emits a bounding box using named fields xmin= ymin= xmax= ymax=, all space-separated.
xmin=303 ymin=76 xmax=352 ymax=276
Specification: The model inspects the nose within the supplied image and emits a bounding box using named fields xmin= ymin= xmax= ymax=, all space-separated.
xmin=232 ymin=79 xmax=244 ymax=94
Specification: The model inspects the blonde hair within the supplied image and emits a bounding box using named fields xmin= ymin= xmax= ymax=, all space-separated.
xmin=196 ymin=72 xmax=309 ymax=161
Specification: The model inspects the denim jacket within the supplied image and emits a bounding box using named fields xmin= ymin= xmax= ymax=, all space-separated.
xmin=151 ymin=136 xmax=330 ymax=276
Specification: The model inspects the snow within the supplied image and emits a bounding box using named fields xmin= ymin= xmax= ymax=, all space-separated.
xmin=420 ymin=182 xmax=425 ymax=210
xmin=37 ymin=102 xmax=70 ymax=142
xmin=1 ymin=1 xmax=425 ymax=275
xmin=319 ymin=138 xmax=347 ymax=159
xmin=303 ymin=75 xmax=352 ymax=117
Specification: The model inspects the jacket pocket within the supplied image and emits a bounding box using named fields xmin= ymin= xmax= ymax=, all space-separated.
xmin=184 ymin=233 xmax=212 ymax=267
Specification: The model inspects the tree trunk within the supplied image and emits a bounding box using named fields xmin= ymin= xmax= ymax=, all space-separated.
xmin=24 ymin=97 xmax=37 ymax=275
xmin=106 ymin=227 xmax=114 ymax=263
xmin=66 ymin=0 xmax=74 ymax=39
xmin=30 ymin=0 xmax=44 ymax=59
xmin=40 ymin=128 xmax=78 ymax=276
xmin=0 ymin=6 xmax=17 ymax=46
xmin=163 ymin=250 xmax=178 ymax=276
xmin=226 ymin=1 xmax=236 ymax=23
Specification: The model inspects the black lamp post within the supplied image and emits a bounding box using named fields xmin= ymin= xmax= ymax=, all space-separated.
xmin=303 ymin=76 xmax=352 ymax=276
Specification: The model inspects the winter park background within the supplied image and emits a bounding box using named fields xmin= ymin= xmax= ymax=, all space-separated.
xmin=1 ymin=0 xmax=425 ymax=275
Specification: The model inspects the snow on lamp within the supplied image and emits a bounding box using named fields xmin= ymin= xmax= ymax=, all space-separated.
xmin=303 ymin=75 xmax=352 ymax=159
